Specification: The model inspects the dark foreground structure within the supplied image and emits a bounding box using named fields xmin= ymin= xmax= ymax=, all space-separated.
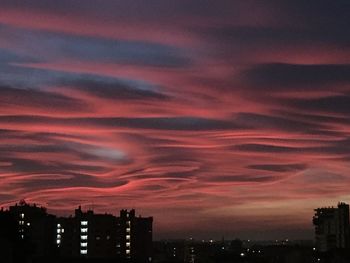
xmin=313 ymin=202 xmax=349 ymax=252
xmin=0 ymin=201 xmax=152 ymax=263
xmin=2 ymin=201 xmax=350 ymax=263
xmin=311 ymin=202 xmax=350 ymax=263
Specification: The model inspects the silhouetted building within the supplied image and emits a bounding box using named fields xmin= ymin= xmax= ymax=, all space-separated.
xmin=313 ymin=202 xmax=350 ymax=252
xmin=55 ymin=207 xmax=153 ymax=262
xmin=7 ymin=200 xmax=57 ymax=258
xmin=0 ymin=202 xmax=153 ymax=263
xmin=118 ymin=209 xmax=153 ymax=262
xmin=56 ymin=206 xmax=119 ymax=259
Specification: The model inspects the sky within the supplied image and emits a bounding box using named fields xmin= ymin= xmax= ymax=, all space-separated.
xmin=0 ymin=0 xmax=350 ymax=240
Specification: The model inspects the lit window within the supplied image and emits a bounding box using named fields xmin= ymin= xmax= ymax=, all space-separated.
xmin=80 ymin=249 xmax=88 ymax=255
xmin=81 ymin=242 xmax=88 ymax=247
xmin=57 ymin=229 xmax=61 ymax=233
xmin=126 ymin=228 xmax=131 ymax=233
xmin=57 ymin=223 xmax=61 ymax=228
xmin=57 ymin=234 xmax=61 ymax=239
xmin=81 ymin=235 xmax=88 ymax=240
xmin=19 ymin=221 xmax=24 ymax=225
xmin=27 ymin=222 xmax=30 ymax=226
xmin=81 ymin=228 xmax=88 ymax=233
xmin=126 ymin=235 xmax=130 ymax=240
xmin=126 ymin=249 xmax=130 ymax=254
xmin=61 ymin=229 xmax=64 ymax=233
xmin=81 ymin=221 xmax=88 ymax=226
xmin=126 ymin=242 xmax=130 ymax=247
xmin=106 ymin=235 xmax=110 ymax=240
xmin=20 ymin=213 xmax=24 ymax=219
xmin=57 ymin=239 xmax=61 ymax=244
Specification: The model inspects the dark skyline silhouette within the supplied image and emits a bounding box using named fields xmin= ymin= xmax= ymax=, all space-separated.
xmin=0 ymin=201 xmax=153 ymax=263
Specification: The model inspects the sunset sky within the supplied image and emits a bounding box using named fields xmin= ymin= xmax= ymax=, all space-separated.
xmin=1 ymin=0 xmax=350 ymax=240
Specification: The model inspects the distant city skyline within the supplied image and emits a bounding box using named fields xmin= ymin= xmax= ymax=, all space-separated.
xmin=1 ymin=0 xmax=350 ymax=240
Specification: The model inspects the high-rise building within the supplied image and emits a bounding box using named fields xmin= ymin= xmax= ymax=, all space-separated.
xmin=7 ymin=201 xmax=57 ymax=258
xmin=313 ymin=202 xmax=350 ymax=252
xmin=118 ymin=209 xmax=153 ymax=262
xmin=57 ymin=206 xmax=119 ymax=258
xmin=55 ymin=207 xmax=153 ymax=262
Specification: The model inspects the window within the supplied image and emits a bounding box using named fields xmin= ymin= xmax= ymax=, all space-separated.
xmin=81 ymin=228 xmax=88 ymax=233
xmin=81 ymin=235 xmax=88 ymax=240
xmin=20 ymin=213 xmax=24 ymax=219
xmin=80 ymin=249 xmax=88 ymax=255
xmin=126 ymin=249 xmax=130 ymax=254
xmin=81 ymin=242 xmax=88 ymax=247
xmin=81 ymin=221 xmax=88 ymax=226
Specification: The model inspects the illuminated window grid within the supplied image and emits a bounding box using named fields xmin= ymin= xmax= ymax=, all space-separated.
xmin=80 ymin=221 xmax=89 ymax=255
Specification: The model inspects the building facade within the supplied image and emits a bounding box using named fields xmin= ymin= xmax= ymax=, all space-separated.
xmin=57 ymin=206 xmax=119 ymax=259
xmin=7 ymin=201 xmax=57 ymax=258
xmin=118 ymin=209 xmax=153 ymax=262
xmin=313 ymin=202 xmax=350 ymax=252
xmin=56 ymin=207 xmax=153 ymax=262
